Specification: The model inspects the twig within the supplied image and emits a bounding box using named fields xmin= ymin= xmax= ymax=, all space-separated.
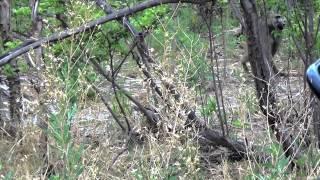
xmin=0 ymin=0 xmax=212 ymax=66
xmin=89 ymin=82 xmax=127 ymax=132
xmin=90 ymin=58 xmax=157 ymax=128
xmin=201 ymin=5 xmax=228 ymax=136
xmin=107 ymin=38 xmax=132 ymax=133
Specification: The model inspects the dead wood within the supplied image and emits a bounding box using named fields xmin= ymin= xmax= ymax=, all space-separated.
xmin=93 ymin=0 xmax=248 ymax=162
xmin=0 ymin=0 xmax=212 ymax=66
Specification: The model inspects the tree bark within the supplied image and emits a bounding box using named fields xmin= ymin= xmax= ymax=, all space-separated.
xmin=240 ymin=0 xmax=298 ymax=164
xmin=0 ymin=0 xmax=11 ymax=127
xmin=0 ymin=75 xmax=11 ymax=136
xmin=0 ymin=0 xmax=11 ymax=47
xmin=0 ymin=0 xmax=20 ymax=138
xmin=7 ymin=60 xmax=21 ymax=138
xmin=228 ymin=0 xmax=245 ymax=28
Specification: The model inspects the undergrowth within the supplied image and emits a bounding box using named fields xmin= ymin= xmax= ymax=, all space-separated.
xmin=1 ymin=2 xmax=320 ymax=180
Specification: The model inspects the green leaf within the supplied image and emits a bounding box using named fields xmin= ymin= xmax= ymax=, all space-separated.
xmin=200 ymin=97 xmax=217 ymax=116
xmin=13 ymin=7 xmax=31 ymax=16
xmin=168 ymin=175 xmax=178 ymax=180
xmin=17 ymin=60 xmax=29 ymax=73
xmin=265 ymin=142 xmax=281 ymax=156
xmin=2 ymin=64 xmax=15 ymax=77
xmin=276 ymin=157 xmax=289 ymax=172
xmin=4 ymin=171 xmax=14 ymax=180
xmin=231 ymin=119 xmax=249 ymax=128
xmin=4 ymin=40 xmax=21 ymax=49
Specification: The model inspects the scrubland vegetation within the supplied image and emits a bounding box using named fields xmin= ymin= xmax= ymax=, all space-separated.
xmin=1 ymin=0 xmax=320 ymax=179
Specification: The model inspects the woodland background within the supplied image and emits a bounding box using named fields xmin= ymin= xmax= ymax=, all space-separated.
xmin=0 ymin=0 xmax=320 ymax=179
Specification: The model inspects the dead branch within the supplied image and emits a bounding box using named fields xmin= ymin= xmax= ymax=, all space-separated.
xmin=0 ymin=0 xmax=212 ymax=66
xmin=89 ymin=58 xmax=158 ymax=129
xmin=90 ymin=83 xmax=127 ymax=132
xmin=93 ymin=0 xmax=248 ymax=161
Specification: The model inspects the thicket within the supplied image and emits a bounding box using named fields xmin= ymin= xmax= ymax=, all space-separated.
xmin=0 ymin=0 xmax=320 ymax=179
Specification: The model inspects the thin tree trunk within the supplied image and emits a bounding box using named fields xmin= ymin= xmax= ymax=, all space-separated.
xmin=0 ymin=0 xmax=10 ymax=54
xmin=0 ymin=0 xmax=21 ymax=138
xmin=28 ymin=0 xmax=50 ymax=175
xmin=8 ymin=60 xmax=22 ymax=138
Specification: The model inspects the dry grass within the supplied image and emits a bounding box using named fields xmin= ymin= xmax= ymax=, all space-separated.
xmin=0 ymin=127 xmax=45 ymax=179
xmin=1 ymin=15 xmax=320 ymax=180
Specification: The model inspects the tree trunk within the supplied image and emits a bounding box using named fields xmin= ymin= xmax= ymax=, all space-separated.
xmin=0 ymin=0 xmax=20 ymax=138
xmin=303 ymin=0 xmax=320 ymax=148
xmin=0 ymin=0 xmax=11 ymax=45
xmin=240 ymin=0 xmax=298 ymax=163
xmin=7 ymin=67 xmax=21 ymax=138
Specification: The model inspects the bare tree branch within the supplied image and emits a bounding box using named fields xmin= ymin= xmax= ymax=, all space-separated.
xmin=93 ymin=0 xmax=167 ymax=101
xmin=90 ymin=83 xmax=127 ymax=132
xmin=92 ymin=0 xmax=249 ymax=160
xmin=89 ymin=58 xmax=158 ymax=128
xmin=0 ymin=0 xmax=212 ymax=66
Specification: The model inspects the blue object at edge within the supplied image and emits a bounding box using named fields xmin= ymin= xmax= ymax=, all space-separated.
xmin=306 ymin=58 xmax=320 ymax=98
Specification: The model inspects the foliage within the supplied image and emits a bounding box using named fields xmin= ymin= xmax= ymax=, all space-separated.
xmin=0 ymin=162 xmax=14 ymax=180
xmin=200 ymin=97 xmax=217 ymax=117
xmin=111 ymin=90 xmax=132 ymax=116
xmin=39 ymin=0 xmax=66 ymax=14
xmin=149 ymin=6 xmax=210 ymax=86
xmin=131 ymin=5 xmax=169 ymax=30
xmin=130 ymin=135 xmax=203 ymax=179
xmin=238 ymin=87 xmax=258 ymax=114
xmin=2 ymin=0 xmax=320 ymax=179
xmin=48 ymin=102 xmax=84 ymax=179
xmin=246 ymin=142 xmax=290 ymax=180
xmin=231 ymin=118 xmax=249 ymax=129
